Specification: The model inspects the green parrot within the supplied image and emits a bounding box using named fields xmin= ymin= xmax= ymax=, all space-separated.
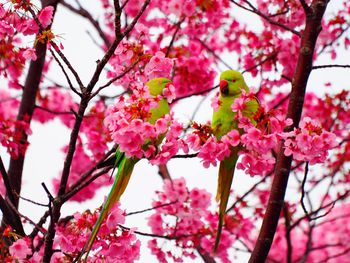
xmin=79 ymin=78 xmax=172 ymax=261
xmin=211 ymin=70 xmax=259 ymax=252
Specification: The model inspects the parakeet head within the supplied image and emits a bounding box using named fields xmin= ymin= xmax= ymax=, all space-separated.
xmin=219 ymin=70 xmax=248 ymax=97
xmin=146 ymin=78 xmax=172 ymax=96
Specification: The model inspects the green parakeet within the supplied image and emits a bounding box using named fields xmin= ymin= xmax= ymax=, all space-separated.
xmin=79 ymin=78 xmax=172 ymax=261
xmin=211 ymin=70 xmax=259 ymax=252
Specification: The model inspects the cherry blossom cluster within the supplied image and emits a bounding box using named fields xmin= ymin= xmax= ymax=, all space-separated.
xmin=318 ymin=1 xmax=350 ymax=58
xmin=284 ymin=117 xmax=338 ymax=164
xmin=0 ymin=226 xmax=31 ymax=262
xmin=148 ymin=177 xmax=237 ymax=263
xmin=100 ymin=0 xmax=223 ymax=98
xmin=55 ymin=203 xmax=140 ymax=262
xmin=187 ymin=128 xmax=240 ymax=168
xmin=0 ymin=3 xmax=54 ymax=86
xmin=5 ymin=203 xmax=140 ymax=262
xmin=104 ymin=82 xmax=185 ymax=163
xmin=0 ymin=115 xmax=31 ymax=159
xmin=171 ymin=43 xmax=217 ymax=98
xmin=107 ymin=40 xmax=174 ymax=88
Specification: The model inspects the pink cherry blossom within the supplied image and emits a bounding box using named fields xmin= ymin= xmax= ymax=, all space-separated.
xmin=9 ymin=238 xmax=31 ymax=259
xmin=55 ymin=203 xmax=140 ymax=261
xmin=144 ymin=51 xmax=174 ymax=80
xmin=22 ymin=48 xmax=37 ymax=61
xmin=284 ymin=117 xmax=338 ymax=164
xmin=38 ymin=6 xmax=54 ymax=28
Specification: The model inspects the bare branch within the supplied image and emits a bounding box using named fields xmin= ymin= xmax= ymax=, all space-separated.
xmin=312 ymin=64 xmax=350 ymax=70
xmin=300 ymin=162 xmax=311 ymax=220
xmin=195 ymin=37 xmax=233 ymax=70
xmin=230 ymin=0 xmax=301 ymax=36
xmin=49 ymin=48 xmax=81 ymax=96
xmin=165 ymin=19 xmax=184 ymax=57
xmin=50 ymin=42 xmax=85 ymax=91
xmin=90 ymin=58 xmax=140 ymax=98
xmin=126 ymin=201 xmax=178 ymax=216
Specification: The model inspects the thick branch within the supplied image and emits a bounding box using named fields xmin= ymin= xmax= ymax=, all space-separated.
xmin=0 ymin=156 xmax=16 ymax=205
xmin=0 ymin=195 xmax=25 ymax=235
xmin=5 ymin=0 xmax=59 ymax=216
xmin=248 ymin=1 xmax=329 ymax=262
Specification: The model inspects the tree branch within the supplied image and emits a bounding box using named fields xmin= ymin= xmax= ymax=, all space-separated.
xmin=299 ymin=0 xmax=312 ymax=14
xmin=0 ymin=155 xmax=16 ymax=206
xmin=0 ymin=195 xmax=25 ymax=236
xmin=230 ymin=0 xmax=301 ymax=36
xmin=5 ymin=0 xmax=60 ymax=225
xmin=248 ymin=1 xmax=329 ymax=262
xmin=312 ymin=64 xmax=350 ymax=70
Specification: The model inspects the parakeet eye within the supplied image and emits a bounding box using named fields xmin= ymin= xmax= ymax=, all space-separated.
xmin=220 ymin=80 xmax=229 ymax=95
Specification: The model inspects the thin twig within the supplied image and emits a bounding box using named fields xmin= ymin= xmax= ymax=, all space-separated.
xmin=165 ymin=19 xmax=184 ymax=57
xmin=230 ymin=0 xmax=300 ymax=36
xmin=62 ymin=166 xmax=112 ymax=202
xmin=29 ymin=210 xmax=50 ymax=239
xmin=118 ymin=224 xmax=197 ymax=240
xmin=317 ymin=23 xmax=350 ymax=56
xmin=35 ymin=105 xmax=75 ymax=115
xmin=50 ymin=42 xmax=85 ymax=91
xmin=242 ymin=51 xmax=277 ymax=74
xmin=312 ymin=64 xmax=350 ymax=70
xmin=158 ymin=164 xmax=172 ymax=181
xmin=300 ymin=162 xmax=311 ymax=220
xmin=42 ymin=182 xmax=54 ymax=202
xmin=172 ymin=153 xmax=198 ymax=159
xmin=126 ymin=201 xmax=178 ymax=216
xmin=49 ymin=48 xmax=81 ymax=96
xmin=6 ymin=198 xmax=47 ymax=235
xmin=196 ymin=37 xmax=233 ymax=70
xmin=17 ymin=194 xmax=49 ymax=207
xmin=62 ymin=146 xmax=117 ymax=201
xmin=90 ymin=59 xmax=140 ymax=98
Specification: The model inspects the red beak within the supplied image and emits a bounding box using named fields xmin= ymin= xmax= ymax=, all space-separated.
xmin=220 ymin=79 xmax=228 ymax=93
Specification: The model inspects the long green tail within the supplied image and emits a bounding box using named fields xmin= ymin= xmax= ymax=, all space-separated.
xmin=214 ymin=150 xmax=238 ymax=253
xmin=80 ymin=156 xmax=138 ymax=262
